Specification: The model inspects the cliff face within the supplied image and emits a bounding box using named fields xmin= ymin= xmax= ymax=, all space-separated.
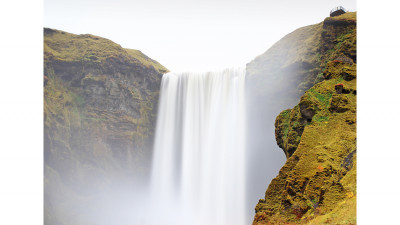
xmin=246 ymin=12 xmax=356 ymax=114
xmin=246 ymin=19 xmax=323 ymax=113
xmin=43 ymin=28 xmax=168 ymax=224
xmin=245 ymin=10 xmax=329 ymax=216
xmin=252 ymin=13 xmax=356 ymax=224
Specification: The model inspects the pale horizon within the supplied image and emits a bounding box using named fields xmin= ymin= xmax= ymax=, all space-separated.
xmin=44 ymin=0 xmax=356 ymax=72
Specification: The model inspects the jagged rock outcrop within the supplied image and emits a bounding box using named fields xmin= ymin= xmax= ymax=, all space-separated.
xmin=253 ymin=12 xmax=357 ymax=224
xmin=245 ymin=7 xmax=333 ymax=216
xmin=43 ymin=28 xmax=168 ymax=225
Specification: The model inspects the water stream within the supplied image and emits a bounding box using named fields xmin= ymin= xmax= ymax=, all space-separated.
xmin=151 ymin=68 xmax=247 ymax=225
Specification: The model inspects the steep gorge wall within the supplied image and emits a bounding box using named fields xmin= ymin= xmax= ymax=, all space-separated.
xmin=43 ymin=28 xmax=168 ymax=224
xmin=249 ymin=13 xmax=357 ymax=224
xmin=245 ymin=11 xmax=329 ymax=218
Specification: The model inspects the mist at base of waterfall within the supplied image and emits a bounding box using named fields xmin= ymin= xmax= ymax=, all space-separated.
xmin=49 ymin=68 xmax=286 ymax=225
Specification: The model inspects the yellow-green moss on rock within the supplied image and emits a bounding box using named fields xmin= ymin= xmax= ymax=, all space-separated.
xmin=254 ymin=12 xmax=357 ymax=225
xmin=44 ymin=28 xmax=168 ymax=225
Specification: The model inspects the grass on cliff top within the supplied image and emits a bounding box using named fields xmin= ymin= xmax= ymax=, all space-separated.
xmin=248 ymin=11 xmax=356 ymax=76
xmin=246 ymin=20 xmax=324 ymax=99
xmin=44 ymin=28 xmax=168 ymax=73
xmin=44 ymin=28 xmax=122 ymax=62
xmin=325 ymin=12 xmax=356 ymax=23
xmin=125 ymin=49 xmax=169 ymax=73
xmin=248 ymin=21 xmax=323 ymax=75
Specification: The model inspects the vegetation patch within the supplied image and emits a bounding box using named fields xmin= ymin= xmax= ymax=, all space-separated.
xmin=44 ymin=28 xmax=168 ymax=225
xmin=313 ymin=115 xmax=329 ymax=123
xmin=255 ymin=12 xmax=357 ymax=225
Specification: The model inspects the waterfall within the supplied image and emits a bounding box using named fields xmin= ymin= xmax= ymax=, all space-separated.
xmin=151 ymin=68 xmax=246 ymax=225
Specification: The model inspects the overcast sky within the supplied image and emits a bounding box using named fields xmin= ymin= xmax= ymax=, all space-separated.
xmin=45 ymin=0 xmax=356 ymax=72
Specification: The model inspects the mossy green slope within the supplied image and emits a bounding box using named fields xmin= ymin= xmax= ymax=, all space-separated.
xmin=253 ymin=12 xmax=356 ymax=224
xmin=44 ymin=28 xmax=168 ymax=73
xmin=246 ymin=12 xmax=356 ymax=111
xmin=246 ymin=19 xmax=323 ymax=112
xmin=44 ymin=28 xmax=168 ymax=224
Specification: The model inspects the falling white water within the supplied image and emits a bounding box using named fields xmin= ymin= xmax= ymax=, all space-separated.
xmin=151 ymin=68 xmax=246 ymax=225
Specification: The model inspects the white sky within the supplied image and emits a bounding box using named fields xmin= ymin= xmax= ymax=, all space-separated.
xmin=44 ymin=0 xmax=356 ymax=72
